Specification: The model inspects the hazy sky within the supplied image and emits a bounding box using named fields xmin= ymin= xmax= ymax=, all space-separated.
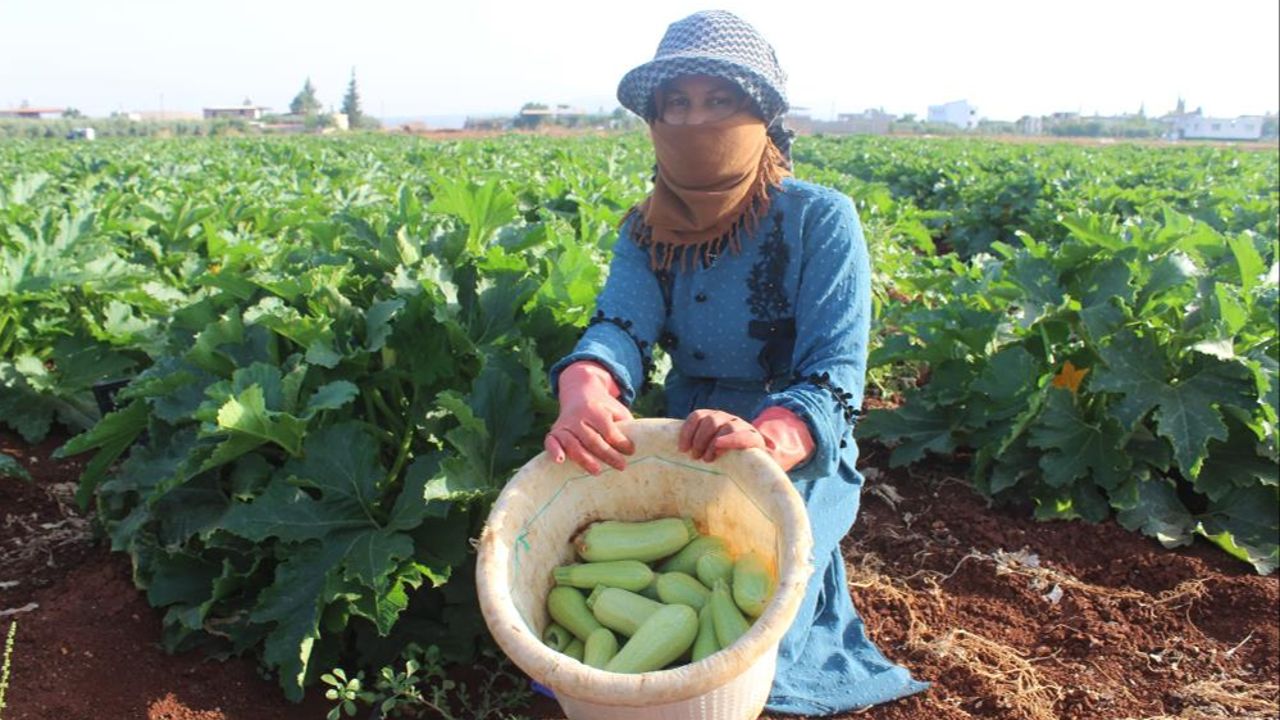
xmin=2 ymin=0 xmax=1277 ymax=122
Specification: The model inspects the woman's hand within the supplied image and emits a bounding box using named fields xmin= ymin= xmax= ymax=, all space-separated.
xmin=680 ymin=407 xmax=816 ymax=471
xmin=679 ymin=409 xmax=766 ymax=462
xmin=544 ymin=362 xmax=635 ymax=475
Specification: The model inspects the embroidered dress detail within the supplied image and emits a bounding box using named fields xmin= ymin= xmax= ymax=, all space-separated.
xmin=587 ymin=310 xmax=655 ymax=389
xmin=658 ymin=330 xmax=680 ymax=351
xmin=801 ymin=371 xmax=860 ymax=448
xmin=747 ymin=211 xmax=795 ymax=383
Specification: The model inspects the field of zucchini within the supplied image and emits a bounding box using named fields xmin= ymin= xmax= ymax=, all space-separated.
xmin=0 ymin=133 xmax=1276 ymax=712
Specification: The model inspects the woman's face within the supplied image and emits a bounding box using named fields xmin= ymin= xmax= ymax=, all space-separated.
xmin=657 ymin=75 xmax=748 ymax=126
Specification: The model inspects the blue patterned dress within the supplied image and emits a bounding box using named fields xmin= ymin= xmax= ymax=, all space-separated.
xmin=550 ymin=177 xmax=928 ymax=715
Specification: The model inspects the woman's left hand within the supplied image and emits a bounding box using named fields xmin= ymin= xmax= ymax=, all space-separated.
xmin=679 ymin=409 xmax=766 ymax=462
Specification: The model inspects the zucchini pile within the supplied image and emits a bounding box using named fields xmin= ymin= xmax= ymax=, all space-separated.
xmin=540 ymin=517 xmax=776 ymax=674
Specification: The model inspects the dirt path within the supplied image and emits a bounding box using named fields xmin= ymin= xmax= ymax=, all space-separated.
xmin=2 ymin=431 xmax=1275 ymax=720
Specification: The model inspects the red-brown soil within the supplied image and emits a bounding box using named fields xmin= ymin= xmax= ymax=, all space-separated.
xmin=2 ymin=430 xmax=1276 ymax=720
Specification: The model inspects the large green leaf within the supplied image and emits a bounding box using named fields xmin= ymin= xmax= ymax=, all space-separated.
xmin=1113 ymin=477 xmax=1196 ymax=549
xmin=1092 ymin=331 xmax=1257 ymax=475
xmin=0 ymin=451 xmax=30 ymax=481
xmin=244 ymin=297 xmax=341 ymax=369
xmin=1198 ymin=484 xmax=1279 ymax=575
xmin=57 ymin=398 xmax=149 ymax=508
xmin=1027 ymin=389 xmax=1129 ymax=490
xmin=250 ymin=536 xmax=352 ymax=701
xmin=211 ymin=384 xmax=307 ymax=459
xmin=428 ymin=178 xmax=518 ymax=252
xmin=221 ymin=478 xmax=369 ymax=543
xmin=858 ymin=401 xmax=957 ymax=466
xmin=221 ymin=423 xmax=385 ymax=543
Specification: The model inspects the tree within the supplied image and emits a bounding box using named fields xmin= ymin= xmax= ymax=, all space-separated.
xmin=341 ymin=69 xmax=364 ymax=128
xmin=290 ymin=78 xmax=321 ymax=116
xmin=513 ymin=101 xmax=548 ymax=129
xmin=62 ymin=107 xmax=83 ymax=119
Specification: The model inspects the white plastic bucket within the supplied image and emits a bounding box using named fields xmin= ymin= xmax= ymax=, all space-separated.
xmin=476 ymin=418 xmax=814 ymax=720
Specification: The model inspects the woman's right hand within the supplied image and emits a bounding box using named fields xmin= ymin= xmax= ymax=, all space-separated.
xmin=544 ymin=361 xmax=635 ymax=475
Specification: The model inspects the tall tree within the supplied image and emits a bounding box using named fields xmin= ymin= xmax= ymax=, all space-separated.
xmin=341 ymin=69 xmax=363 ymax=128
xmin=290 ymin=77 xmax=321 ymax=116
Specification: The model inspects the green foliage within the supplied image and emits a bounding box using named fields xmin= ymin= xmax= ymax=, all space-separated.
xmin=855 ymin=147 xmax=1279 ymax=573
xmin=1046 ymin=116 xmax=1167 ymax=138
xmin=1 ymin=134 xmax=650 ymax=701
xmin=0 ymin=452 xmax=29 ymax=481
xmin=290 ymin=78 xmax=322 ymax=117
xmin=0 ymin=118 xmax=245 ymax=139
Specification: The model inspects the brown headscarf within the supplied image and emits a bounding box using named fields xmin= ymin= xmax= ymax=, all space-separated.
xmin=626 ymin=114 xmax=791 ymax=270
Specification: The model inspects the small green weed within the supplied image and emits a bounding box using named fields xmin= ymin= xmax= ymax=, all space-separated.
xmin=322 ymin=644 xmax=532 ymax=720
xmin=0 ymin=620 xmax=17 ymax=720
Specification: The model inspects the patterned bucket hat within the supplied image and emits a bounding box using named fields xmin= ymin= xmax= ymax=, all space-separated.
xmin=617 ymin=10 xmax=789 ymax=125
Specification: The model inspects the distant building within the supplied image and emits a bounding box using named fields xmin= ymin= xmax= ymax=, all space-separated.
xmin=1161 ymin=102 xmax=1264 ymax=140
xmin=203 ymin=104 xmax=269 ymax=120
xmin=464 ymin=116 xmax=510 ymax=131
xmin=1016 ymin=115 xmax=1043 ymax=135
xmin=788 ymin=109 xmax=893 ymax=136
xmin=125 ymin=110 xmax=202 ymax=122
xmin=928 ymin=100 xmax=977 ymax=129
xmin=519 ymin=104 xmax=587 ymax=119
xmin=0 ymin=106 xmax=64 ymax=119
xmin=835 ymin=109 xmax=894 ymax=134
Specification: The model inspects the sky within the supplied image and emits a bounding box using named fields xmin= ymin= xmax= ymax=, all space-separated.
xmin=2 ymin=0 xmax=1277 ymax=123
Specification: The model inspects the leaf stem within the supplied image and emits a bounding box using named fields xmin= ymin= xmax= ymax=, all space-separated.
xmin=385 ymin=387 xmax=418 ymax=488
xmin=1038 ymin=322 xmax=1055 ymax=366
xmin=371 ymin=387 xmax=405 ymax=437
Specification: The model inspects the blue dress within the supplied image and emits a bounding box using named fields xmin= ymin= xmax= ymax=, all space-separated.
xmin=550 ymin=177 xmax=928 ymax=715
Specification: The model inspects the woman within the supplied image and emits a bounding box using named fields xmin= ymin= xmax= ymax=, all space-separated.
xmin=544 ymin=10 xmax=927 ymax=715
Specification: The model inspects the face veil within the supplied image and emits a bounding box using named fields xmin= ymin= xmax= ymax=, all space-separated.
xmin=629 ymin=114 xmax=791 ymax=270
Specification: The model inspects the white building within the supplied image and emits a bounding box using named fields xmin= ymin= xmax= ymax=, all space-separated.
xmin=203 ymin=104 xmax=270 ymax=121
xmin=1166 ymin=111 xmax=1264 ymax=140
xmin=928 ymin=100 xmax=977 ymax=129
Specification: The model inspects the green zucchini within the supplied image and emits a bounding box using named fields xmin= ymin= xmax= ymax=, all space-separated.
xmin=656 ymin=571 xmax=711 ymax=610
xmin=658 ymin=535 xmax=729 ymax=575
xmin=583 ymin=626 xmax=619 ymax=669
xmin=552 ymin=560 xmax=654 ymax=593
xmin=695 ymin=550 xmax=733 ymax=588
xmin=543 ymin=622 xmax=573 ymax=652
xmin=575 ymin=517 xmax=698 ymax=563
xmin=547 ymin=586 xmax=604 ymax=641
xmin=638 ymin=576 xmax=662 ymax=601
xmin=585 ymin=586 xmax=663 ymax=637
xmin=691 ymin=604 xmax=720 ymax=662
xmin=603 ymin=604 xmax=699 ymax=674
xmin=731 ymin=551 xmax=775 ymax=618
xmin=709 ymin=579 xmax=751 ymax=649
xmin=564 ymin=637 xmax=585 ymax=662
